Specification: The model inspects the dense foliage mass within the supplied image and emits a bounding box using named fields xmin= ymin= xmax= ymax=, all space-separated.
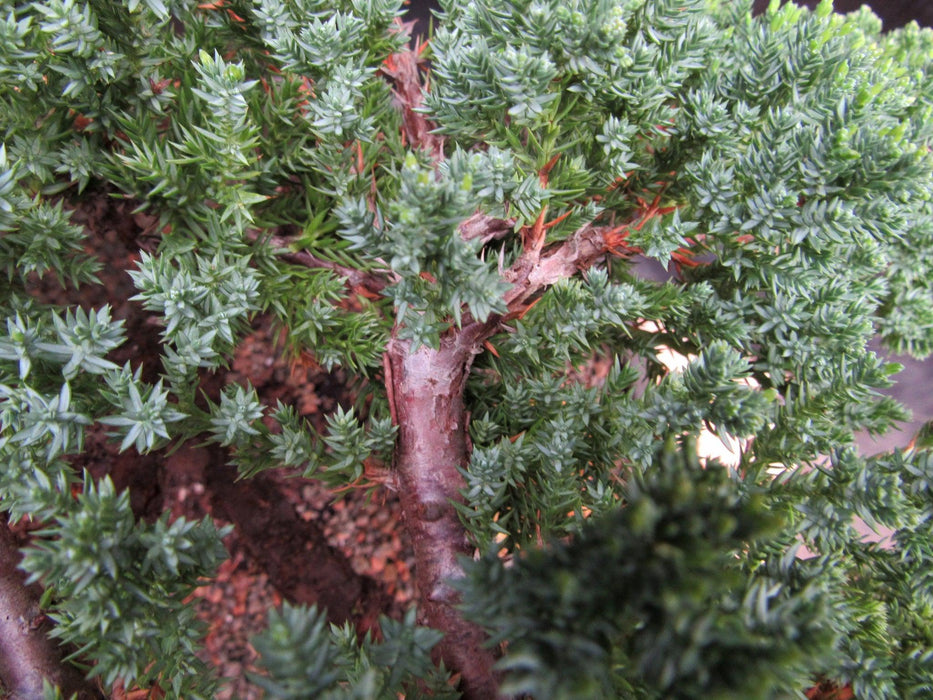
xmin=2 ymin=0 xmax=933 ymax=698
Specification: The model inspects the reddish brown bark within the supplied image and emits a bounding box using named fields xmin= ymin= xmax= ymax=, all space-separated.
xmin=0 ymin=516 xmax=102 ymax=700
xmin=380 ymin=44 xmax=445 ymax=162
xmin=310 ymin=36 xmax=624 ymax=698
xmin=458 ymin=212 xmax=515 ymax=246
xmin=503 ymin=223 xmax=613 ymax=312
xmin=385 ymin=327 xmax=500 ymax=700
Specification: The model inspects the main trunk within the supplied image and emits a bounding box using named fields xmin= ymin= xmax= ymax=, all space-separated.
xmin=385 ymin=331 xmax=499 ymax=699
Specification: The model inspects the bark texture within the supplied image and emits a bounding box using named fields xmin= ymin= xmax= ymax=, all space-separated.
xmin=377 ymin=217 xmax=618 ymax=699
xmin=385 ymin=328 xmax=500 ymax=700
xmin=380 ymin=46 xmax=444 ymax=161
xmin=0 ymin=516 xmax=101 ymax=700
xmin=504 ymin=223 xmax=613 ymax=312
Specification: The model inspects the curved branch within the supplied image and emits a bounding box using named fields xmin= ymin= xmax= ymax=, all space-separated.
xmin=503 ymin=223 xmax=613 ymax=313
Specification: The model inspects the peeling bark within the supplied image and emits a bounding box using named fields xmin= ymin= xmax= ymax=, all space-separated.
xmin=503 ymin=223 xmax=612 ymax=312
xmin=458 ymin=212 xmax=515 ymax=246
xmin=385 ymin=328 xmax=500 ymax=700
xmin=335 ymin=36 xmax=627 ymax=699
xmin=378 ymin=213 xmax=619 ymax=699
xmin=380 ymin=47 xmax=445 ymax=162
xmin=0 ymin=516 xmax=101 ymax=700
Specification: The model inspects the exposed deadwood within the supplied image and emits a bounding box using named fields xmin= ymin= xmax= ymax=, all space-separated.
xmin=458 ymin=212 xmax=515 ymax=246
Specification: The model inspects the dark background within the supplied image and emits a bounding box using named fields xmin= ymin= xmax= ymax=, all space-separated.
xmin=405 ymin=1 xmax=933 ymax=36
xmin=752 ymin=0 xmax=933 ymax=29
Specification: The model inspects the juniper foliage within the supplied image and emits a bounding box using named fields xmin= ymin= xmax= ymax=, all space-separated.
xmin=1 ymin=0 xmax=933 ymax=698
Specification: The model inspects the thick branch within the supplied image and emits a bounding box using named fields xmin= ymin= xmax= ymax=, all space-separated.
xmin=0 ymin=516 xmax=101 ymax=700
xmin=385 ymin=327 xmax=500 ymax=700
xmin=503 ymin=223 xmax=612 ymax=312
xmin=379 ymin=217 xmax=619 ymax=698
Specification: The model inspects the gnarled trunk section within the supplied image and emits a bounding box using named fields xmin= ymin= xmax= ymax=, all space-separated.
xmin=385 ymin=329 xmax=499 ymax=700
xmin=0 ymin=516 xmax=101 ymax=700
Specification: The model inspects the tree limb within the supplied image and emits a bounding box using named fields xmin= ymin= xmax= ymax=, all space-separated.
xmin=379 ymin=216 xmax=618 ymax=698
xmin=0 ymin=516 xmax=102 ymax=700
xmin=245 ymin=229 xmax=389 ymax=296
xmin=503 ymin=222 xmax=613 ymax=312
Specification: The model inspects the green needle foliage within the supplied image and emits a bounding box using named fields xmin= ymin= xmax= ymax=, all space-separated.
xmin=0 ymin=0 xmax=932 ymax=697
xmin=20 ymin=478 xmax=228 ymax=697
xmin=250 ymin=604 xmax=456 ymax=700
xmin=459 ymin=437 xmax=835 ymax=700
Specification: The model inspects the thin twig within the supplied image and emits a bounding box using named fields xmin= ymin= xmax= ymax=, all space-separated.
xmin=246 ymin=230 xmax=388 ymax=295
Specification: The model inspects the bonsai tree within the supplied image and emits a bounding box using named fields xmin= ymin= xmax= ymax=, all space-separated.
xmin=2 ymin=0 xmax=933 ymax=697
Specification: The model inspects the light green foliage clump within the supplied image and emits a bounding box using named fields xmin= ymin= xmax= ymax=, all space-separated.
xmin=21 ymin=478 xmax=227 ymax=697
xmin=1 ymin=0 xmax=933 ymax=697
xmin=251 ymin=604 xmax=457 ymax=700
